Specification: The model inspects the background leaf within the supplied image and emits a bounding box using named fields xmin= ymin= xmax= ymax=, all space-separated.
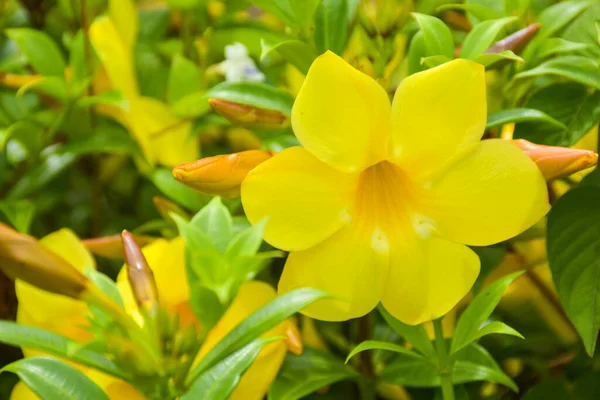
xmin=207 ymin=81 xmax=294 ymax=115
xmin=314 ymin=0 xmax=352 ymax=55
xmin=6 ymin=28 xmax=66 ymax=77
xmin=412 ymin=13 xmax=454 ymax=59
xmin=460 ymin=17 xmax=517 ymax=59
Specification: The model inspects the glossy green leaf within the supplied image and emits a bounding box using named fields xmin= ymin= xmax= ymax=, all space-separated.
xmin=6 ymin=28 xmax=66 ymax=76
xmin=451 ymin=271 xmax=524 ymax=354
xmin=0 ymin=200 xmax=35 ymax=233
xmin=547 ymin=187 xmax=600 ymax=356
xmin=191 ymin=197 xmax=234 ymax=253
xmin=486 ymin=108 xmax=568 ymax=130
xmin=473 ymin=50 xmax=523 ymax=69
xmin=346 ymin=340 xmax=426 ymax=363
xmin=225 ymin=219 xmax=267 ymax=258
xmin=167 ymin=54 xmax=201 ymax=105
xmin=536 ymin=0 xmax=594 ymax=40
xmin=183 ymin=338 xmax=279 ymax=400
xmin=412 ymin=13 xmax=454 ymax=59
xmin=260 ymin=38 xmax=316 ymax=74
xmin=534 ymin=38 xmax=592 ymax=62
xmin=0 ymin=321 xmax=126 ymax=378
xmin=17 ymin=76 xmax=68 ymax=102
xmin=562 ymin=3 xmax=600 ymax=59
xmin=207 ymin=81 xmax=294 ymax=115
xmin=249 ymin=0 xmax=320 ymax=30
xmin=420 ymin=55 xmax=451 ymax=68
xmin=150 ymin=168 xmax=210 ymax=211
xmin=314 ymin=0 xmax=351 ymax=55
xmin=407 ymin=31 xmax=428 ymax=75
xmin=188 ymin=283 xmax=225 ymax=330
xmin=513 ymin=83 xmax=600 ymax=146
xmin=513 ymin=56 xmax=600 ymax=90
xmin=2 ymin=357 xmax=110 ymax=400
xmin=269 ymin=347 xmax=358 ymax=400
xmin=76 ymin=91 xmax=129 ymax=111
xmin=471 ymin=244 xmax=506 ymax=293
xmin=460 ymin=17 xmax=517 ymax=59
xmin=378 ymin=305 xmax=436 ymax=359
xmin=171 ymin=91 xmax=210 ymax=119
xmin=186 ymin=287 xmax=328 ymax=385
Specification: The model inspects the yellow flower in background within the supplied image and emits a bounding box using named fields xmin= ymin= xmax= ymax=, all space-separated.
xmin=12 ymin=233 xmax=294 ymax=400
xmin=241 ymin=52 xmax=550 ymax=325
xmin=88 ymin=0 xmax=198 ymax=167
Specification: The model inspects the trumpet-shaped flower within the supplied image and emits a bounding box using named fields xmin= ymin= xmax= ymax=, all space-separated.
xmin=11 ymin=234 xmax=294 ymax=400
xmin=241 ymin=52 xmax=550 ymax=325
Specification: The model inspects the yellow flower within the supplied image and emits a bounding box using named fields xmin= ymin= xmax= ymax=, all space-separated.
xmin=241 ymin=52 xmax=550 ymax=325
xmin=88 ymin=0 xmax=198 ymax=167
xmin=12 ymin=234 xmax=293 ymax=400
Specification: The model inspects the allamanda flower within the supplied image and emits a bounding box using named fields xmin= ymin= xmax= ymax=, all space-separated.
xmin=11 ymin=233 xmax=296 ymax=400
xmin=241 ymin=52 xmax=550 ymax=325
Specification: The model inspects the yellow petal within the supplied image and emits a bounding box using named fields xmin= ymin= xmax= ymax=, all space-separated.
xmin=195 ymin=281 xmax=288 ymax=400
xmin=10 ymin=382 xmax=39 ymax=400
xmin=108 ymin=0 xmax=138 ymax=51
xmin=278 ymin=225 xmax=388 ymax=321
xmin=292 ymin=51 xmax=391 ymax=173
xmin=423 ymin=139 xmax=550 ymax=246
xmin=15 ymin=229 xmax=94 ymax=338
xmin=117 ymin=237 xmax=191 ymax=319
xmin=87 ymin=370 xmax=146 ymax=400
xmin=129 ymin=97 xmax=198 ymax=167
xmin=382 ymin=235 xmax=480 ymax=325
xmin=241 ymin=146 xmax=357 ymax=251
xmin=89 ymin=16 xmax=138 ymax=99
xmin=391 ymin=59 xmax=486 ymax=180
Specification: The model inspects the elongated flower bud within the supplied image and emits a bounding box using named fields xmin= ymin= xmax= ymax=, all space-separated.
xmin=121 ymin=230 xmax=159 ymax=310
xmin=512 ymin=139 xmax=599 ymax=181
xmin=486 ymin=24 xmax=540 ymax=54
xmin=83 ymin=234 xmax=153 ymax=260
xmin=208 ymin=98 xmax=289 ymax=129
xmin=153 ymin=196 xmax=189 ymax=224
xmin=0 ymin=224 xmax=88 ymax=298
xmin=0 ymin=73 xmax=42 ymax=89
xmin=172 ymin=150 xmax=274 ymax=199
xmin=284 ymin=320 xmax=303 ymax=355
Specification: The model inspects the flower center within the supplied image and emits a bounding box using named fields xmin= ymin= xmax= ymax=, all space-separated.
xmin=353 ymin=161 xmax=428 ymax=252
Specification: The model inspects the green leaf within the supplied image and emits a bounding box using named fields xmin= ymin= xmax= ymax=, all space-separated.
xmin=420 ymin=55 xmax=451 ymax=69
xmin=470 ymin=244 xmax=506 ymax=293
xmin=473 ymin=50 xmax=523 ymax=69
xmin=260 ymin=38 xmax=316 ymax=74
xmin=85 ymin=267 xmax=125 ymax=309
xmin=0 ymin=200 xmax=35 ymax=233
xmin=76 ymin=91 xmax=129 ymax=111
xmin=0 ymin=321 xmax=126 ymax=378
xmin=436 ymin=4 xmax=502 ymax=21
xmin=378 ymin=305 xmax=436 ymax=359
xmin=547 ymin=186 xmax=600 ymax=356
xmin=486 ymin=108 xmax=568 ymax=130
xmin=188 ymin=284 xmax=225 ymax=330
xmin=167 ymin=54 xmax=202 ymax=105
xmin=249 ymin=0 xmax=320 ymax=30
xmin=470 ymin=321 xmax=523 ymax=342
xmin=381 ymin=343 xmax=517 ymax=391
xmin=6 ymin=152 xmax=75 ymax=200
xmin=536 ymin=0 xmax=594 ymax=40
xmin=269 ymin=348 xmax=359 ymax=400
xmin=17 ymin=76 xmax=68 ymax=102
xmin=314 ymin=0 xmax=351 ymax=55
xmin=225 ymin=219 xmax=267 ymax=258
xmin=534 ymin=38 xmax=592 ymax=62
xmin=207 ymin=81 xmax=294 ymax=115
xmin=150 ymin=168 xmax=210 ymax=211
xmin=2 ymin=357 xmax=110 ymax=400
xmin=513 ymin=56 xmax=600 ymax=90
xmin=185 ymin=288 xmax=327 ymax=385
xmin=412 ymin=13 xmax=454 ymax=59
xmin=513 ymin=83 xmax=600 ymax=146
xmin=183 ymin=337 xmax=279 ymax=400
xmin=451 ymin=271 xmax=524 ymax=354
xmin=191 ymin=197 xmax=234 ymax=253
xmin=522 ymin=378 xmax=571 ymax=400
xmin=171 ymin=91 xmax=210 ymax=119
xmin=346 ymin=340 xmax=426 ymax=364
xmin=562 ymin=4 xmax=600 ymax=60
xmin=460 ymin=17 xmax=517 ymax=59
xmin=6 ymin=28 xmax=66 ymax=76
xmin=407 ymin=31 xmax=428 ymax=75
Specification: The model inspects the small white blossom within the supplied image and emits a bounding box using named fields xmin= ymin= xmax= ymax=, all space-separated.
xmin=213 ymin=42 xmax=265 ymax=82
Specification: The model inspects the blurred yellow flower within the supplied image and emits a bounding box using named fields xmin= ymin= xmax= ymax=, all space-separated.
xmin=241 ymin=52 xmax=550 ymax=325
xmin=12 ymin=233 xmax=293 ymax=400
xmin=88 ymin=0 xmax=198 ymax=167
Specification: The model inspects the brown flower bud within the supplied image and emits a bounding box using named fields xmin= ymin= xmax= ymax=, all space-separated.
xmin=486 ymin=24 xmax=540 ymax=54
xmin=153 ymin=196 xmax=189 ymax=225
xmin=172 ymin=150 xmax=274 ymax=199
xmin=512 ymin=139 xmax=599 ymax=181
xmin=83 ymin=234 xmax=154 ymax=260
xmin=0 ymin=224 xmax=88 ymax=299
xmin=121 ymin=230 xmax=159 ymax=310
xmin=208 ymin=98 xmax=289 ymax=130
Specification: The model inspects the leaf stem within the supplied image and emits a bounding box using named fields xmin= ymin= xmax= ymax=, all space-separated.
xmin=433 ymin=318 xmax=454 ymax=400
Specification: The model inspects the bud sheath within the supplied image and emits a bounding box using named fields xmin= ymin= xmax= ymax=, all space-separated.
xmin=121 ymin=230 xmax=159 ymax=310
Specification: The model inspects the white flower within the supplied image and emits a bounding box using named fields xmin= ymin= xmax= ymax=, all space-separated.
xmin=214 ymin=42 xmax=265 ymax=82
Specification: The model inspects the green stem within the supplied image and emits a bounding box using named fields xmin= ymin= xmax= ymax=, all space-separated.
xmin=433 ymin=318 xmax=454 ymax=400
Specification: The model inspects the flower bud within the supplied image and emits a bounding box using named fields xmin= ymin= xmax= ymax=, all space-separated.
xmin=208 ymin=98 xmax=289 ymax=129
xmin=83 ymin=234 xmax=153 ymax=260
xmin=153 ymin=196 xmax=189 ymax=225
xmin=284 ymin=320 xmax=303 ymax=356
xmin=0 ymin=73 xmax=42 ymax=89
xmin=0 ymin=224 xmax=88 ymax=299
xmin=511 ymin=139 xmax=599 ymax=181
xmin=172 ymin=150 xmax=274 ymax=199
xmin=486 ymin=24 xmax=540 ymax=54
xmin=121 ymin=230 xmax=159 ymax=310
